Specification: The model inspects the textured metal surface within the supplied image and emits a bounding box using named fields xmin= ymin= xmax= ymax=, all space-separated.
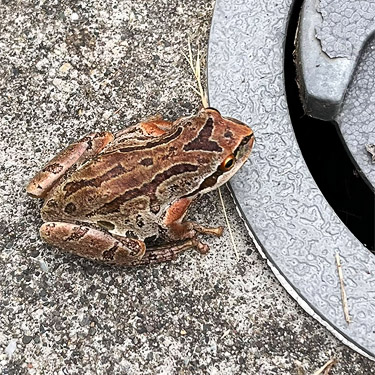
xmin=296 ymin=0 xmax=375 ymax=121
xmin=208 ymin=0 xmax=375 ymax=359
xmin=316 ymin=0 xmax=375 ymax=59
xmin=296 ymin=0 xmax=354 ymax=120
xmin=297 ymin=0 xmax=375 ymax=189
xmin=336 ymin=37 xmax=375 ymax=190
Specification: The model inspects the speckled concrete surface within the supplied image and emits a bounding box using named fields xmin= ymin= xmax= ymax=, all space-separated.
xmin=0 ymin=1 xmax=373 ymax=374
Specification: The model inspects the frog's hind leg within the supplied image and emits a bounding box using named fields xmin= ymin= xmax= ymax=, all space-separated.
xmin=40 ymin=222 xmax=204 ymax=266
xmin=115 ymin=115 xmax=174 ymax=139
xmin=26 ymin=132 xmax=113 ymax=198
xmin=40 ymin=222 xmax=145 ymax=265
xmin=139 ymin=117 xmax=174 ymax=136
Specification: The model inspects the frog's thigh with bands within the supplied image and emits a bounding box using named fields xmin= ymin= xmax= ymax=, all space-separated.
xmin=40 ymin=222 xmax=145 ymax=265
xmin=26 ymin=132 xmax=114 ymax=198
xmin=114 ymin=116 xmax=173 ymax=139
xmin=140 ymin=119 xmax=174 ymax=136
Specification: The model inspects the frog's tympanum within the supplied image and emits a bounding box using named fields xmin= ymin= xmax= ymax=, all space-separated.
xmin=26 ymin=108 xmax=254 ymax=265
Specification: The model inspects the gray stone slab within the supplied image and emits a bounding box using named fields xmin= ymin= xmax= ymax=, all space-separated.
xmin=2 ymin=0 xmax=375 ymax=373
xmin=208 ymin=0 xmax=375 ymax=359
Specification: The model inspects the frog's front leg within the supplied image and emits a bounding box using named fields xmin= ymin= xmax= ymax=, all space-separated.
xmin=26 ymin=132 xmax=113 ymax=198
xmin=163 ymin=198 xmax=224 ymax=253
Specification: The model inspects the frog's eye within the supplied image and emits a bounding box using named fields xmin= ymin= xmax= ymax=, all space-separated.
xmin=220 ymin=154 xmax=236 ymax=171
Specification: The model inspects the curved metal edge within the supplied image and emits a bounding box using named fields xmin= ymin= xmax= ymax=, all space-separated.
xmin=334 ymin=33 xmax=375 ymax=192
xmin=296 ymin=0 xmax=354 ymax=121
xmin=333 ymin=119 xmax=375 ymax=193
xmin=227 ymin=183 xmax=375 ymax=361
xmin=297 ymin=0 xmax=375 ymax=122
xmin=297 ymin=0 xmax=375 ymax=191
xmin=207 ymin=0 xmax=375 ymax=361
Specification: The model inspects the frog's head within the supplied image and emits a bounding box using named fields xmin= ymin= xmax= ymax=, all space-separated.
xmin=182 ymin=107 xmax=254 ymax=196
xmin=210 ymin=106 xmax=253 ymax=160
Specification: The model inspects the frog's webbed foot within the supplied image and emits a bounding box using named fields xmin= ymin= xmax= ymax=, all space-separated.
xmin=130 ymin=237 xmax=208 ymax=266
xmin=167 ymin=221 xmax=224 ymax=240
xmin=40 ymin=222 xmax=145 ymax=265
xmin=163 ymin=198 xmax=223 ymax=248
xmin=165 ymin=222 xmax=224 ymax=254
xmin=191 ymin=223 xmax=224 ymax=237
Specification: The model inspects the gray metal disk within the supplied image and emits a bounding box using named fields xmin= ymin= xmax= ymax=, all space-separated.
xmin=336 ymin=37 xmax=375 ymax=190
xmin=208 ymin=0 xmax=375 ymax=360
xmin=296 ymin=0 xmax=375 ymax=190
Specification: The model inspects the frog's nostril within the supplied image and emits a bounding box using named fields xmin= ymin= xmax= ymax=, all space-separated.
xmin=241 ymin=133 xmax=254 ymax=146
xmin=225 ymin=116 xmax=246 ymax=126
xmin=64 ymin=202 xmax=76 ymax=214
xmin=204 ymin=107 xmax=221 ymax=115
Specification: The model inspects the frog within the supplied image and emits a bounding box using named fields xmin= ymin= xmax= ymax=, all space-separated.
xmin=26 ymin=107 xmax=254 ymax=266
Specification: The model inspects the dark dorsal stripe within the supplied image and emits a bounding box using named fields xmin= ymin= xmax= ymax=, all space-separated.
xmin=90 ymin=163 xmax=199 ymax=216
xmin=185 ymin=168 xmax=224 ymax=198
xmin=118 ymin=126 xmax=183 ymax=153
xmin=139 ymin=157 xmax=153 ymax=166
xmin=183 ymin=118 xmax=222 ymax=152
xmin=63 ymin=163 xmax=126 ymax=198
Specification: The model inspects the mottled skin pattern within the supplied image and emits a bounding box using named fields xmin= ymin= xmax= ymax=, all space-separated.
xmin=26 ymin=108 xmax=254 ymax=265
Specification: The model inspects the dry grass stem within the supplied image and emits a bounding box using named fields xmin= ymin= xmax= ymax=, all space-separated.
xmin=294 ymin=360 xmax=306 ymax=375
xmin=335 ymin=251 xmax=351 ymax=323
xmin=183 ymin=37 xmax=209 ymax=108
xmin=113 ymin=104 xmax=126 ymax=116
xmin=186 ymin=83 xmax=202 ymax=97
xmin=312 ymin=358 xmax=338 ymax=375
xmin=184 ymin=38 xmax=237 ymax=260
xmin=218 ymin=187 xmax=239 ymax=261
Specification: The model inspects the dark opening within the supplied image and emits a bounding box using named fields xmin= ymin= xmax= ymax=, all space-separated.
xmin=284 ymin=1 xmax=375 ymax=252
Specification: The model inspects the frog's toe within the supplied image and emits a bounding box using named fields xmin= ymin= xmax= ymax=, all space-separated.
xmin=40 ymin=222 xmax=145 ymax=265
xmin=192 ymin=224 xmax=224 ymax=237
xmin=133 ymin=238 xmax=208 ymax=265
xmin=191 ymin=238 xmax=210 ymax=254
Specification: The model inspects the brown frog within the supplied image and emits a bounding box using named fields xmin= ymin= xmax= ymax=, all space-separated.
xmin=26 ymin=108 xmax=254 ymax=265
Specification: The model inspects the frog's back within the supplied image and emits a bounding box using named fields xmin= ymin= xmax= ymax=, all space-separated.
xmin=40 ymin=108 xmax=254 ymax=240
xmin=40 ymin=119 xmax=218 ymax=239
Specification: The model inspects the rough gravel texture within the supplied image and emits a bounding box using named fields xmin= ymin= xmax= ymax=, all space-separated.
xmin=0 ymin=0 xmax=373 ymax=374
